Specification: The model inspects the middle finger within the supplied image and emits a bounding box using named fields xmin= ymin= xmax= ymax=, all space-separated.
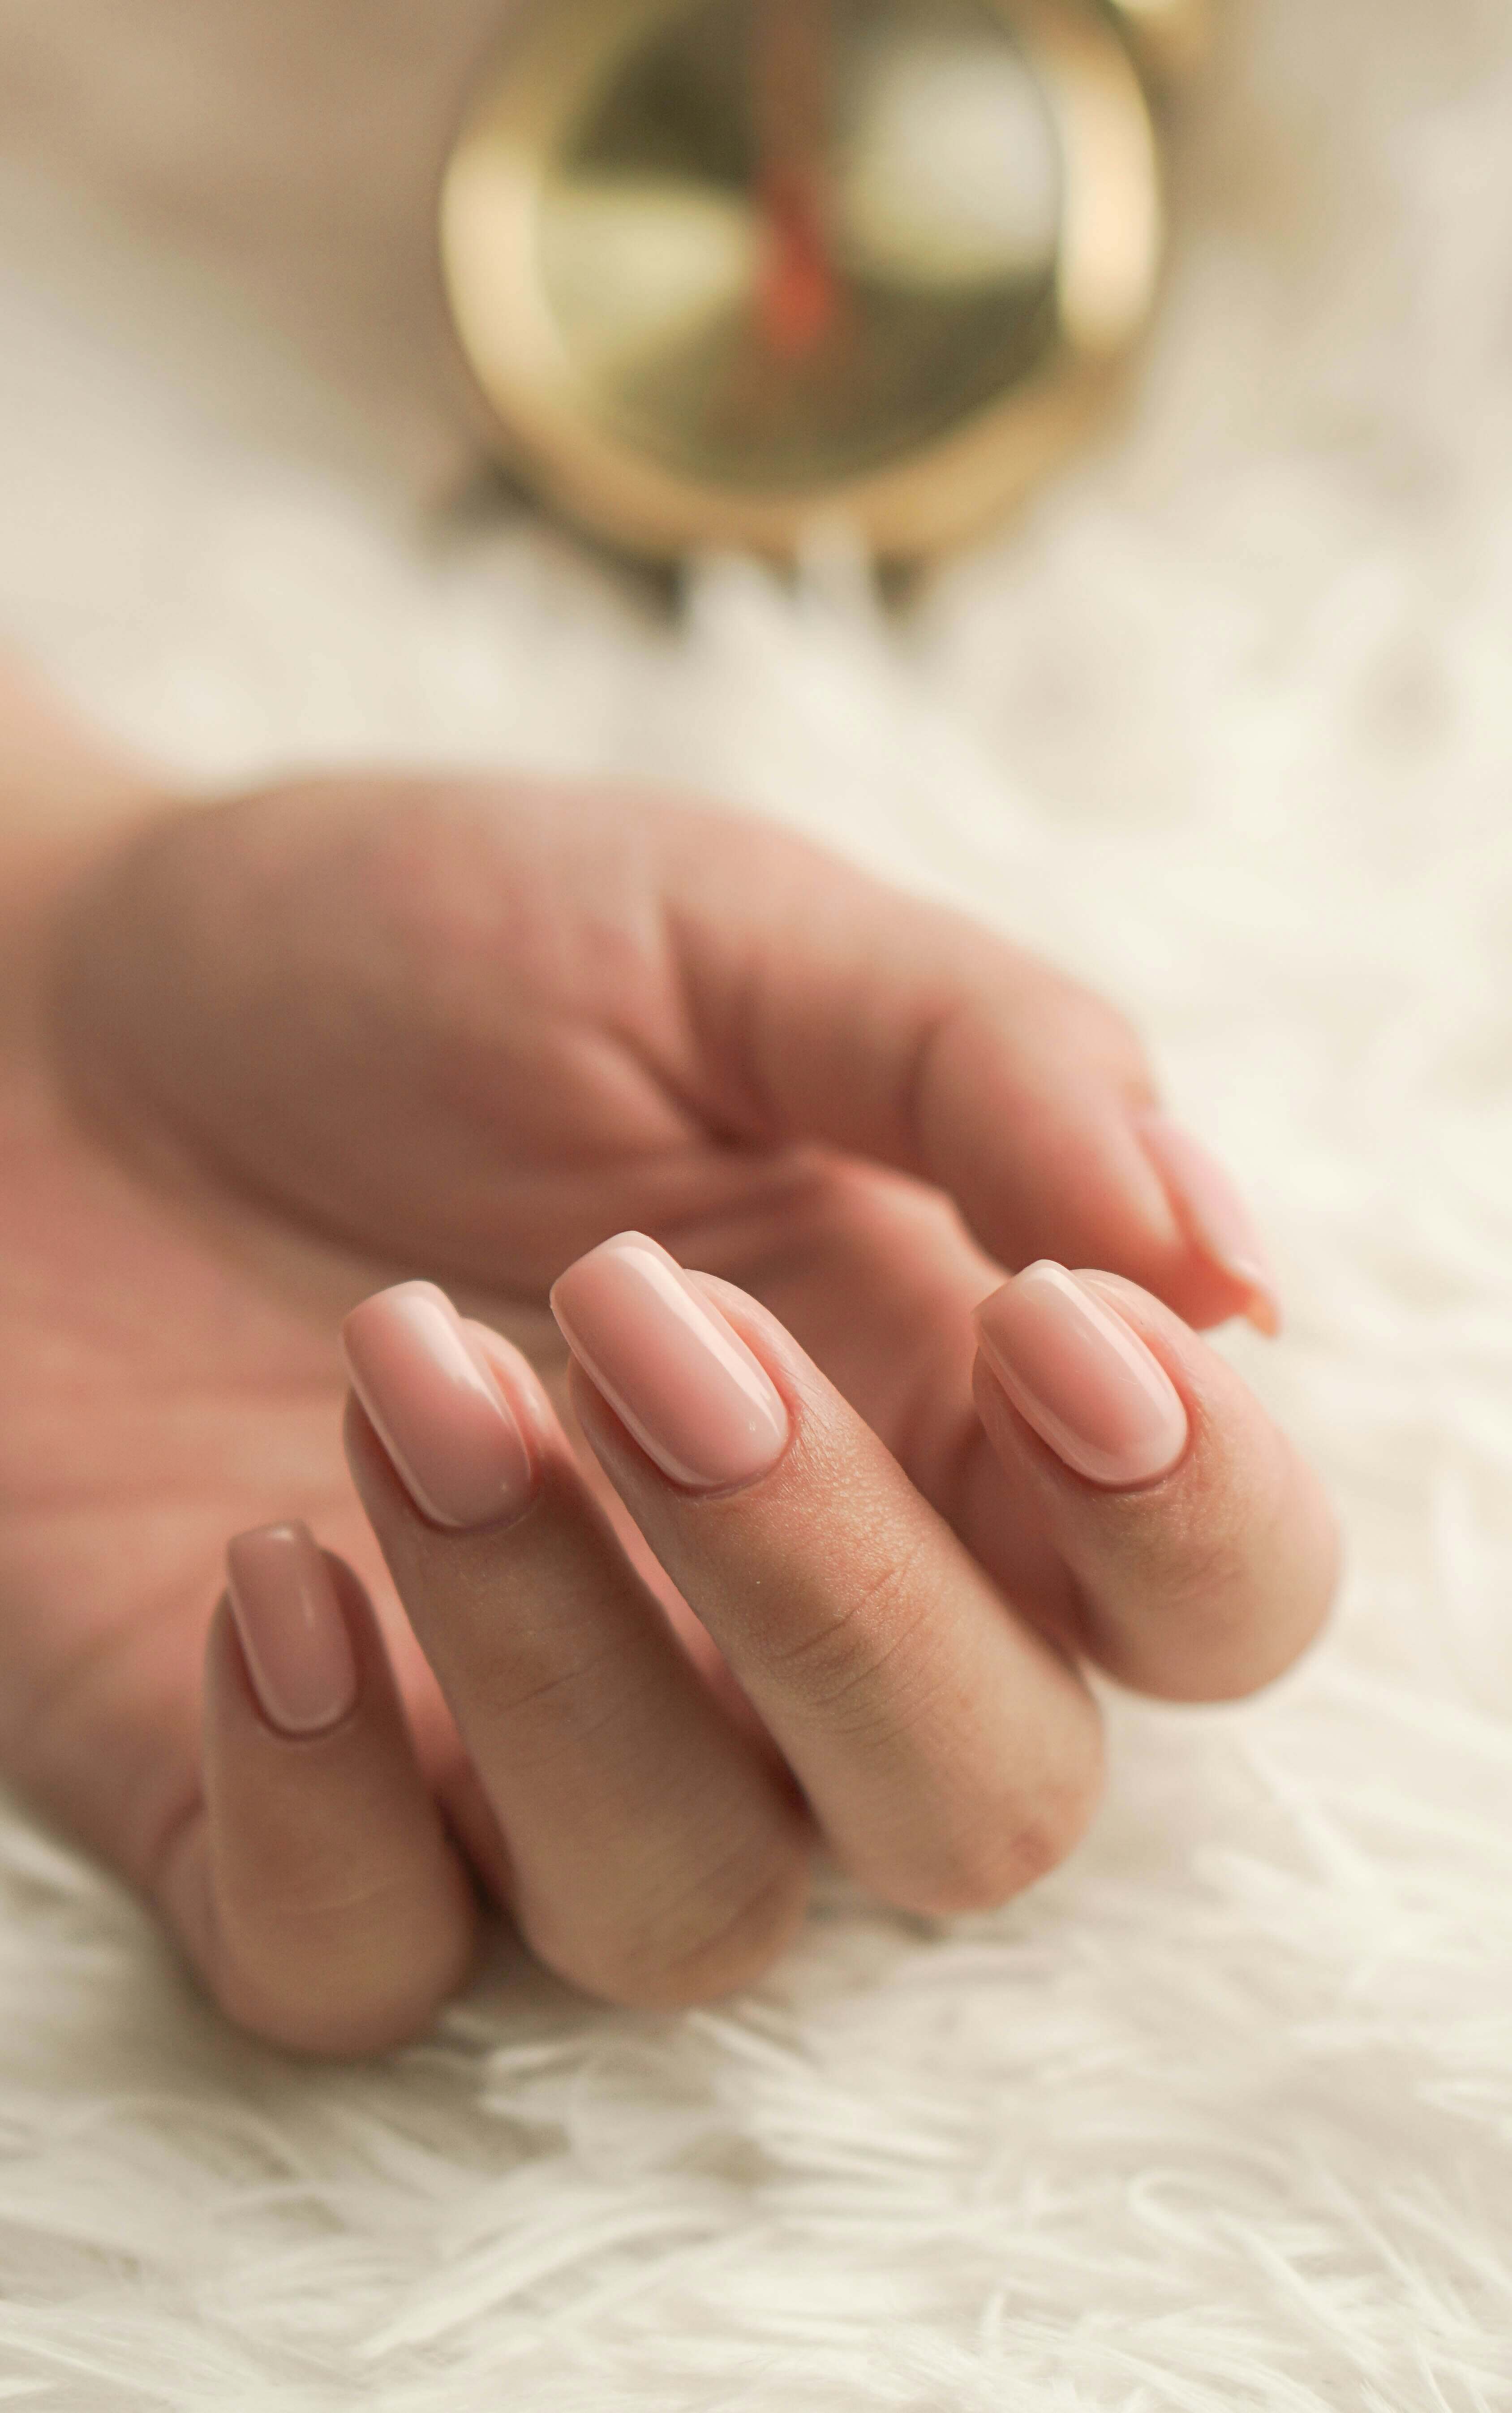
xmin=551 ymin=1234 xmax=1104 ymax=1916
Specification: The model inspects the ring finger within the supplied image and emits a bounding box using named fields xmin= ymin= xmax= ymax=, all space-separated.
xmin=340 ymin=1283 xmax=811 ymax=2008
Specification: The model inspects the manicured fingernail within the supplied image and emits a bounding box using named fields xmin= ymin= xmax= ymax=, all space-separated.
xmin=1138 ymin=1113 xmax=1282 ymax=1336
xmin=974 ymin=1260 xmax=1188 ymax=1487
xmin=342 ymin=1281 xmax=536 ymax=1530
xmin=550 ymin=1232 xmax=789 ymax=1491
xmin=226 ymin=1522 xmax=358 ymax=1736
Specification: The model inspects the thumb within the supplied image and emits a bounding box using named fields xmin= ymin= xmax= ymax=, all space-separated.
xmin=670 ymin=821 xmax=1279 ymax=1335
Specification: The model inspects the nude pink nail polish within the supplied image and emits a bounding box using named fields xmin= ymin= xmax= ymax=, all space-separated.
xmin=342 ymin=1281 xmax=537 ymax=1530
xmin=974 ymin=1260 xmax=1188 ymax=1488
xmin=550 ymin=1233 xmax=789 ymax=1491
xmin=226 ymin=1522 xmax=358 ymax=1736
xmin=1138 ymin=1113 xmax=1283 ymax=1336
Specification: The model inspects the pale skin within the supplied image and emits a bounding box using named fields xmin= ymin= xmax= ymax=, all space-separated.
xmin=0 ymin=656 xmax=1338 ymax=2056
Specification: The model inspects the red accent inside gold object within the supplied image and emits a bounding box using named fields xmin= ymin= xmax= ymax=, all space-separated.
xmin=757 ymin=162 xmax=836 ymax=357
xmin=441 ymin=0 xmax=1169 ymax=555
xmin=753 ymin=0 xmax=838 ymax=361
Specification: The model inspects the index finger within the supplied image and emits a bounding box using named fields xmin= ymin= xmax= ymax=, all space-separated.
xmin=969 ymin=1265 xmax=1339 ymax=1700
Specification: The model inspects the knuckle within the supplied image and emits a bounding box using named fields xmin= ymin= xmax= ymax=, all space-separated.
xmin=1036 ymin=975 xmax=1151 ymax=1086
xmin=194 ymin=1845 xmax=478 ymax=2058
xmin=212 ymin=1962 xmax=441 ymax=2059
xmin=209 ymin=1899 xmax=473 ymax=2057
xmin=955 ymin=948 xmax=1151 ymax=1090
xmin=884 ymin=1811 xmax=1069 ymax=1918
xmin=467 ymin=1639 xmax=635 ymax=1765
xmin=921 ymin=974 xmax=1156 ymax=1161
xmin=533 ymin=1830 xmax=812 ymax=2011
xmin=876 ymin=1734 xmax=1105 ymax=1918
xmin=756 ymin=1528 xmax=938 ymax=1728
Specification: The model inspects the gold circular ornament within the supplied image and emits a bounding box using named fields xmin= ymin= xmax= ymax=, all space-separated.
xmin=440 ymin=0 xmax=1201 ymax=565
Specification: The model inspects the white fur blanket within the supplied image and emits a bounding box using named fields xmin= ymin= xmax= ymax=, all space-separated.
xmin=2 ymin=2 xmax=1511 ymax=2402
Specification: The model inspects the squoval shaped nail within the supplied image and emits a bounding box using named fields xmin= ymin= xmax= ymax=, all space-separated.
xmin=975 ymin=1260 xmax=1189 ymax=1488
xmin=551 ymin=1233 xmax=789 ymax=1491
xmin=342 ymin=1282 xmax=537 ymax=1530
xmin=226 ymin=1521 xmax=358 ymax=1736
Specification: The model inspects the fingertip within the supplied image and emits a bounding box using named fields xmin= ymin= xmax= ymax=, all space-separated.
xmin=550 ymin=1234 xmax=790 ymax=1494
xmin=1136 ymin=1113 xmax=1284 ymax=1339
xmin=547 ymin=1228 xmax=678 ymax=1317
xmin=224 ymin=1521 xmax=359 ymax=1738
xmin=975 ymin=1263 xmax=1338 ymax=1701
xmin=456 ymin=1316 xmax=570 ymax=1463
xmin=973 ymin=1261 xmax=1190 ymax=1491
xmin=339 ymin=1276 xmax=450 ymax=1366
xmin=1243 ymin=1286 xmax=1284 ymax=1339
xmin=340 ymin=1282 xmax=538 ymax=1532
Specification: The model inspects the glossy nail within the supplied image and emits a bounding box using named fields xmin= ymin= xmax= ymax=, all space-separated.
xmin=1138 ymin=1113 xmax=1282 ymax=1336
xmin=550 ymin=1233 xmax=789 ymax=1491
xmin=975 ymin=1260 xmax=1188 ymax=1487
xmin=226 ymin=1522 xmax=358 ymax=1736
xmin=342 ymin=1281 xmax=536 ymax=1530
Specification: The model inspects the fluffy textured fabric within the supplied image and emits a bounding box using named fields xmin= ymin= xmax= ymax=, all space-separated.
xmin=3 ymin=0 xmax=1512 ymax=2402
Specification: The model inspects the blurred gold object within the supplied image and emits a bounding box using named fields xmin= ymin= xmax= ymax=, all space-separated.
xmin=440 ymin=0 xmax=1203 ymax=564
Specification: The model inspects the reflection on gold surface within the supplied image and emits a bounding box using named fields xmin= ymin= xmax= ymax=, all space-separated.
xmin=541 ymin=178 xmax=760 ymax=379
xmin=834 ymin=26 xmax=1061 ymax=290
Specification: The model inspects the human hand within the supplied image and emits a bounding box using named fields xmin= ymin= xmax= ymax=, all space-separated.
xmin=1 ymin=772 xmax=1336 ymax=2051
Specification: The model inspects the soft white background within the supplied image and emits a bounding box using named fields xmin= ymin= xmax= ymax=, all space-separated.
xmin=2 ymin=0 xmax=1511 ymax=2402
